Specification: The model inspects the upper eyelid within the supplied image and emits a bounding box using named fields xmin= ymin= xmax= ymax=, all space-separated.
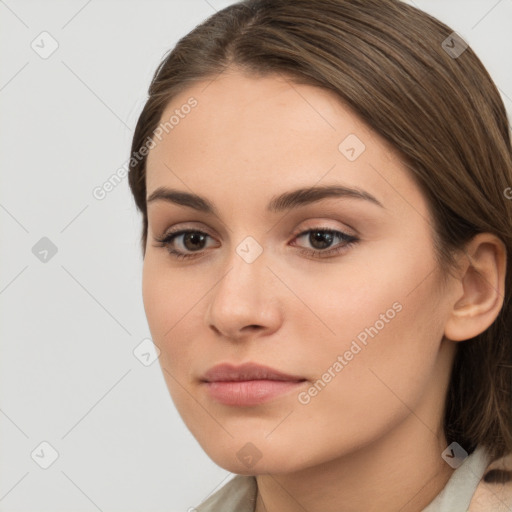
xmin=155 ymin=215 xmax=358 ymax=236
xmin=148 ymin=201 xmax=367 ymax=234
xmin=159 ymin=223 xmax=354 ymax=237
xmin=159 ymin=225 xmax=356 ymax=246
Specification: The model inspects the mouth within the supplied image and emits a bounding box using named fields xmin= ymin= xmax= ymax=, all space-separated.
xmin=200 ymin=362 xmax=307 ymax=406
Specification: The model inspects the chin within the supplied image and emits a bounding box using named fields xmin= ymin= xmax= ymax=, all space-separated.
xmin=196 ymin=435 xmax=320 ymax=475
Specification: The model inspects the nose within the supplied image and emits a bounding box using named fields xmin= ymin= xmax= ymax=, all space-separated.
xmin=205 ymin=244 xmax=283 ymax=342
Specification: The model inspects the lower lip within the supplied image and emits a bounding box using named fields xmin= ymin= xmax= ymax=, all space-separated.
xmin=203 ymin=380 xmax=305 ymax=406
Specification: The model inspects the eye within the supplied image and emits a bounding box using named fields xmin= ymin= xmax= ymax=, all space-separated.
xmin=154 ymin=229 xmax=217 ymax=260
xmin=291 ymin=227 xmax=359 ymax=259
xmin=153 ymin=227 xmax=359 ymax=260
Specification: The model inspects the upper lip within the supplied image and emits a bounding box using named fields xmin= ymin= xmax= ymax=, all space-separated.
xmin=201 ymin=362 xmax=306 ymax=383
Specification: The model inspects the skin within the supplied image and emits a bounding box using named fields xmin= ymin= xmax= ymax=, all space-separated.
xmin=142 ymin=68 xmax=506 ymax=512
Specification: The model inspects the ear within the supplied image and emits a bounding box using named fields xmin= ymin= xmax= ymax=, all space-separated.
xmin=444 ymin=233 xmax=507 ymax=342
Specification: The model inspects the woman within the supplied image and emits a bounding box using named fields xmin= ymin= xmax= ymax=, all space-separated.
xmin=128 ymin=0 xmax=512 ymax=510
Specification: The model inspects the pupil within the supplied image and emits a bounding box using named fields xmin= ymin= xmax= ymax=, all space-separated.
xmin=310 ymin=231 xmax=333 ymax=249
xmin=184 ymin=232 xmax=205 ymax=251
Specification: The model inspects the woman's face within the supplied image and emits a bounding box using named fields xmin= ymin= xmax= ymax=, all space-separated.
xmin=143 ymin=69 xmax=458 ymax=474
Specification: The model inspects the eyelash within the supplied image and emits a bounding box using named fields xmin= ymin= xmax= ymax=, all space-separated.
xmin=153 ymin=227 xmax=359 ymax=261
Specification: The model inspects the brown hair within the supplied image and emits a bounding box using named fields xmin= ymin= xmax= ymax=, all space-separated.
xmin=128 ymin=0 xmax=512 ymax=463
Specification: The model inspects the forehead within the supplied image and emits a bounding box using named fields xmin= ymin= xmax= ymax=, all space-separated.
xmin=145 ymin=70 xmax=425 ymax=217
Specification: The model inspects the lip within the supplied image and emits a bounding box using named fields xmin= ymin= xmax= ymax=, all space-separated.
xmin=202 ymin=362 xmax=306 ymax=383
xmin=200 ymin=362 xmax=307 ymax=406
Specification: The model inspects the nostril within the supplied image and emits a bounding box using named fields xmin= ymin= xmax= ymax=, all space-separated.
xmin=210 ymin=325 xmax=222 ymax=335
xmin=243 ymin=325 xmax=264 ymax=332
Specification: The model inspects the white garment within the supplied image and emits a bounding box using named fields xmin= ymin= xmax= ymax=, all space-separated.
xmin=423 ymin=445 xmax=491 ymax=511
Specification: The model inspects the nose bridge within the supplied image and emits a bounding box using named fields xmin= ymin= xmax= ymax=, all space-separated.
xmin=206 ymin=233 xmax=280 ymax=337
xmin=215 ymin=234 xmax=268 ymax=305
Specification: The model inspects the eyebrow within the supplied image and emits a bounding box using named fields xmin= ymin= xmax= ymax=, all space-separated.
xmin=146 ymin=184 xmax=384 ymax=214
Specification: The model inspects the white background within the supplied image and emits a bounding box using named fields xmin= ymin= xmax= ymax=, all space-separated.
xmin=1 ymin=1 xmax=511 ymax=511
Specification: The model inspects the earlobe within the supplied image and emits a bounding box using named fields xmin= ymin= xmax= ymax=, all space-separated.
xmin=443 ymin=233 xmax=507 ymax=342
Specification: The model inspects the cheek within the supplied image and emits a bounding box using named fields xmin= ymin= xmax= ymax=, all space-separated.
xmin=287 ymin=237 xmax=435 ymax=350
xmin=296 ymin=237 xmax=444 ymax=398
xmin=142 ymin=258 xmax=197 ymax=369
xmin=142 ymin=261 xmax=207 ymax=429
xmin=300 ymin=307 xmax=442 ymax=461
xmin=304 ymin=264 xmax=444 ymax=430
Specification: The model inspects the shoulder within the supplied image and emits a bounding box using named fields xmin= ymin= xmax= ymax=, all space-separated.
xmin=195 ymin=475 xmax=257 ymax=512
xmin=468 ymin=452 xmax=512 ymax=512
